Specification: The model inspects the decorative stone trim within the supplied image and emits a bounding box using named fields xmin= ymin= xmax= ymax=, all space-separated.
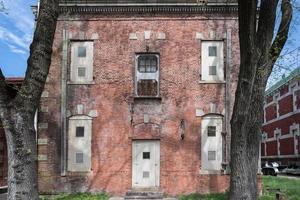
xmin=41 ymin=91 xmax=49 ymax=98
xmin=38 ymin=155 xmax=48 ymax=161
xmin=59 ymin=5 xmax=238 ymax=15
xmin=129 ymin=33 xmax=138 ymax=40
xmin=38 ymin=123 xmax=48 ymax=130
xmin=88 ymin=110 xmax=98 ymax=117
xmin=38 ymin=139 xmax=48 ymax=145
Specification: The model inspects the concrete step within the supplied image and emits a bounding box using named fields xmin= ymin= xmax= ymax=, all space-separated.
xmin=125 ymin=191 xmax=163 ymax=200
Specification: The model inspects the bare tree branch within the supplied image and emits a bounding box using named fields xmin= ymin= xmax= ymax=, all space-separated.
xmin=270 ymin=0 xmax=293 ymax=64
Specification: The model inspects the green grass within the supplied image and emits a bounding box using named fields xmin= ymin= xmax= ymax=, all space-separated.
xmin=179 ymin=176 xmax=300 ymax=200
xmin=39 ymin=176 xmax=300 ymax=200
xmin=40 ymin=193 xmax=109 ymax=200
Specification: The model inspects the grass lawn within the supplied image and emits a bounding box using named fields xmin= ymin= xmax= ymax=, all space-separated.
xmin=40 ymin=176 xmax=300 ymax=200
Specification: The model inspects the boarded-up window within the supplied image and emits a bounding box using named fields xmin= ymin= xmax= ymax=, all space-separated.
xmin=209 ymin=66 xmax=217 ymax=75
xmin=78 ymin=67 xmax=86 ymax=77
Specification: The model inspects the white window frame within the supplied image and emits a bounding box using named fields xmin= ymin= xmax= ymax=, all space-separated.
xmin=70 ymin=41 xmax=94 ymax=84
xmin=201 ymin=41 xmax=224 ymax=82
xmin=135 ymin=54 xmax=160 ymax=97
xmin=290 ymin=82 xmax=298 ymax=111
xmin=67 ymin=115 xmax=92 ymax=172
xmin=290 ymin=123 xmax=300 ymax=155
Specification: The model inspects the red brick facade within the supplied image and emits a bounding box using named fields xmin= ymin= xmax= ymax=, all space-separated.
xmin=262 ymin=69 xmax=300 ymax=166
xmin=37 ymin=2 xmax=240 ymax=196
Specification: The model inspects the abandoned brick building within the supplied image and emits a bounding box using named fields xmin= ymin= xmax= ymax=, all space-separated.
xmin=34 ymin=0 xmax=240 ymax=196
xmin=261 ymin=67 xmax=300 ymax=166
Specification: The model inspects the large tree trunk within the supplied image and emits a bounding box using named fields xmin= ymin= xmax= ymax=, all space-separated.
xmin=0 ymin=0 xmax=59 ymax=199
xmin=229 ymin=0 xmax=292 ymax=199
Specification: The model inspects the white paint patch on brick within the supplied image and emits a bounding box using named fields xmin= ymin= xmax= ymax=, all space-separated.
xmin=38 ymin=123 xmax=48 ymax=130
xmin=41 ymin=91 xmax=49 ymax=98
xmin=196 ymin=32 xmax=204 ymax=40
xmin=129 ymin=32 xmax=138 ymax=40
xmin=77 ymin=104 xmax=84 ymax=115
xmin=144 ymin=31 xmax=151 ymax=40
xmin=196 ymin=109 xmax=204 ymax=117
xmin=88 ymin=110 xmax=98 ymax=117
xmin=210 ymin=103 xmax=216 ymax=113
xmin=91 ymin=33 xmax=99 ymax=40
xmin=38 ymin=155 xmax=48 ymax=161
xmin=79 ymin=31 xmax=85 ymax=40
xmin=38 ymin=139 xmax=48 ymax=145
xmin=157 ymin=32 xmax=166 ymax=40
xmin=144 ymin=114 xmax=150 ymax=123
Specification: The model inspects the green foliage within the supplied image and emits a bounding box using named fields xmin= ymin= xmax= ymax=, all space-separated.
xmin=179 ymin=176 xmax=300 ymax=200
xmin=40 ymin=193 xmax=109 ymax=200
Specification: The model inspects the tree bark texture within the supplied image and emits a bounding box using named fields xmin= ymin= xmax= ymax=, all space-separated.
xmin=0 ymin=0 xmax=58 ymax=199
xmin=230 ymin=0 xmax=292 ymax=199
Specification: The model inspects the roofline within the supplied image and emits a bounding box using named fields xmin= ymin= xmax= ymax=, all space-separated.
xmin=5 ymin=77 xmax=24 ymax=84
xmin=265 ymin=67 xmax=300 ymax=96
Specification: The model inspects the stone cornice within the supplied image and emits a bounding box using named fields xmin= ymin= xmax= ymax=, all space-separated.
xmin=59 ymin=5 xmax=238 ymax=14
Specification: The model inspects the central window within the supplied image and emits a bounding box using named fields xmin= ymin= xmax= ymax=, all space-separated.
xmin=135 ymin=54 xmax=160 ymax=97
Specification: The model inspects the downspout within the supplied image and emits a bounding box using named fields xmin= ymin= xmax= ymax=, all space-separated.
xmin=61 ymin=21 xmax=69 ymax=176
xmin=224 ymin=29 xmax=232 ymax=172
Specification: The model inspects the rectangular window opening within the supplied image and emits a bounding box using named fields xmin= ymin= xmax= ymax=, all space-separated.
xmin=75 ymin=152 xmax=84 ymax=163
xmin=208 ymin=46 xmax=217 ymax=57
xmin=207 ymin=126 xmax=216 ymax=137
xmin=143 ymin=152 xmax=150 ymax=159
xmin=78 ymin=67 xmax=86 ymax=77
xmin=208 ymin=151 xmax=216 ymax=161
xmin=138 ymin=55 xmax=158 ymax=73
xmin=78 ymin=46 xmax=86 ymax=57
xmin=76 ymin=126 xmax=85 ymax=137
xmin=209 ymin=66 xmax=217 ymax=75
xmin=137 ymin=79 xmax=158 ymax=96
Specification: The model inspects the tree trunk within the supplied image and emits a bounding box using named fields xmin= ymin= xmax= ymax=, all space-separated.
xmin=229 ymin=0 xmax=292 ymax=199
xmin=3 ymin=110 xmax=38 ymax=200
xmin=0 ymin=0 xmax=59 ymax=199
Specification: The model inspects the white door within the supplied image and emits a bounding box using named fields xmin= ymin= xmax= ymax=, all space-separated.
xmin=132 ymin=140 xmax=160 ymax=188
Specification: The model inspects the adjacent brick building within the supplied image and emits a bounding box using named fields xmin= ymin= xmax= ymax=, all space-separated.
xmin=261 ymin=67 xmax=300 ymax=166
xmin=37 ymin=0 xmax=240 ymax=196
xmin=0 ymin=77 xmax=23 ymax=187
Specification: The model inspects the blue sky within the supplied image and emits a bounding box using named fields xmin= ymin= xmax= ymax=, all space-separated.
xmin=0 ymin=0 xmax=299 ymax=83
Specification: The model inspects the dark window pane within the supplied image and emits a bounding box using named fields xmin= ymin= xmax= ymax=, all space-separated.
xmin=208 ymin=151 xmax=216 ymax=161
xmin=138 ymin=55 xmax=158 ymax=73
xmin=208 ymin=46 xmax=217 ymax=57
xmin=78 ymin=46 xmax=86 ymax=57
xmin=207 ymin=126 xmax=216 ymax=137
xmin=209 ymin=66 xmax=217 ymax=75
xmin=76 ymin=126 xmax=85 ymax=137
xmin=76 ymin=152 xmax=84 ymax=163
xmin=143 ymin=152 xmax=150 ymax=159
xmin=78 ymin=67 xmax=86 ymax=77
xmin=137 ymin=79 xmax=158 ymax=96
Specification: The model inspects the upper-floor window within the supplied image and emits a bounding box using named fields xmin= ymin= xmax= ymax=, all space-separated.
xmin=135 ymin=54 xmax=160 ymax=97
xmin=201 ymin=41 xmax=224 ymax=82
xmin=70 ymin=41 xmax=94 ymax=84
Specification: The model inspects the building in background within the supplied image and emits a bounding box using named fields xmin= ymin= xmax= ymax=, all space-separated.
xmin=0 ymin=77 xmax=23 ymax=187
xmin=261 ymin=67 xmax=300 ymax=166
xmin=37 ymin=0 xmax=240 ymax=196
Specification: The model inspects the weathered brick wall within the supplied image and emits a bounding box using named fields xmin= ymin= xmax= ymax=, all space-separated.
xmin=38 ymin=13 xmax=239 ymax=195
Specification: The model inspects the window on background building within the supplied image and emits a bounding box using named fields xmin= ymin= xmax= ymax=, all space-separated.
xmin=290 ymin=83 xmax=298 ymax=111
xmin=68 ymin=115 xmax=92 ymax=172
xmin=135 ymin=54 xmax=160 ymax=97
xmin=70 ymin=42 xmax=94 ymax=83
xmin=201 ymin=41 xmax=224 ymax=82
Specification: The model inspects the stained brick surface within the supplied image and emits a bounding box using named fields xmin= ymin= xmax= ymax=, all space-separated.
xmin=38 ymin=13 xmax=240 ymax=195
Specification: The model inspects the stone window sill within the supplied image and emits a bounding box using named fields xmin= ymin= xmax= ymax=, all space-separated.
xmin=199 ymin=80 xmax=226 ymax=84
xmin=67 ymin=81 xmax=95 ymax=85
